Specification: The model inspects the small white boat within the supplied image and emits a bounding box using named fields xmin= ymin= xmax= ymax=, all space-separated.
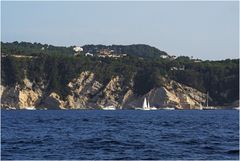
xmin=234 ymin=107 xmax=240 ymax=110
xmin=102 ymin=106 xmax=116 ymax=110
xmin=162 ymin=107 xmax=175 ymax=110
xmin=25 ymin=106 xmax=36 ymax=110
xmin=202 ymin=106 xmax=216 ymax=110
xmin=150 ymin=106 xmax=157 ymax=110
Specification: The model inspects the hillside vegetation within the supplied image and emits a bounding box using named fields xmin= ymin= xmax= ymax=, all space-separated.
xmin=1 ymin=41 xmax=239 ymax=106
xmin=1 ymin=42 xmax=167 ymax=58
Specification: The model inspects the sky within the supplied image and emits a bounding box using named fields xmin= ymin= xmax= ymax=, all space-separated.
xmin=1 ymin=1 xmax=239 ymax=60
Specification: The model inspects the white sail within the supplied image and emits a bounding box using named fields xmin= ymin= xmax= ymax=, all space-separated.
xmin=147 ymin=100 xmax=150 ymax=108
xmin=143 ymin=97 xmax=148 ymax=109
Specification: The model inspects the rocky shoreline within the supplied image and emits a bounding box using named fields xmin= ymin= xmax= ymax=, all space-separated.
xmin=2 ymin=71 xmax=230 ymax=110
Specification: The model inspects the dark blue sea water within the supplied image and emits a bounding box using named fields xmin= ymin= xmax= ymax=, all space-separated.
xmin=1 ymin=110 xmax=239 ymax=160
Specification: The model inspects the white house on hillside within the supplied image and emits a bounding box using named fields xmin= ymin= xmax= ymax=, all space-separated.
xmin=73 ymin=46 xmax=83 ymax=52
xmin=85 ymin=52 xmax=94 ymax=56
xmin=160 ymin=55 xmax=168 ymax=59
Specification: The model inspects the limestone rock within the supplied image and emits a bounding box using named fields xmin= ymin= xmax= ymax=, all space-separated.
xmin=124 ymin=80 xmax=206 ymax=109
xmin=1 ymin=78 xmax=44 ymax=109
xmin=1 ymin=70 xmax=207 ymax=110
xmin=39 ymin=92 xmax=65 ymax=109
xmin=121 ymin=89 xmax=134 ymax=109
xmin=97 ymin=76 xmax=126 ymax=108
xmin=23 ymin=78 xmax=33 ymax=89
xmin=66 ymin=71 xmax=103 ymax=108
xmin=1 ymin=86 xmax=20 ymax=109
xmin=0 ymin=85 xmax=5 ymax=98
xmin=18 ymin=89 xmax=41 ymax=109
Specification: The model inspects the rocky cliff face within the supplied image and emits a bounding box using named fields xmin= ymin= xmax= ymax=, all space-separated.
xmin=1 ymin=78 xmax=43 ymax=109
xmin=124 ymin=79 xmax=206 ymax=109
xmin=65 ymin=71 xmax=102 ymax=109
xmin=1 ymin=71 xmax=206 ymax=110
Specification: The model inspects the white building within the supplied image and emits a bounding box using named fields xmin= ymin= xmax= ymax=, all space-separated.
xmin=73 ymin=46 xmax=83 ymax=52
xmin=160 ymin=55 xmax=168 ymax=59
xmin=85 ymin=52 xmax=94 ymax=57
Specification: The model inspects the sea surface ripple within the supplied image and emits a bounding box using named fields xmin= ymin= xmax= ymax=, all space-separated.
xmin=1 ymin=110 xmax=239 ymax=160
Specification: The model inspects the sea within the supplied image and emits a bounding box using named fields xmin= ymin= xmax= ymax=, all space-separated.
xmin=1 ymin=110 xmax=239 ymax=160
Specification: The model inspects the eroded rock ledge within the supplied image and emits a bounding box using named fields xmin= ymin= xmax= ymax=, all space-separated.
xmin=1 ymin=71 xmax=208 ymax=110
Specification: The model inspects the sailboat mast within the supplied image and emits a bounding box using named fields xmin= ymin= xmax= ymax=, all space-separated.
xmin=206 ymin=92 xmax=209 ymax=107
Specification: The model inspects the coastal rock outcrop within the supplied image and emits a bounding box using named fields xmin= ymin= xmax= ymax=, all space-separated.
xmin=1 ymin=78 xmax=43 ymax=109
xmin=65 ymin=71 xmax=103 ymax=109
xmin=65 ymin=72 xmax=130 ymax=109
xmin=0 ymin=85 xmax=5 ymax=98
xmin=39 ymin=92 xmax=65 ymax=109
xmin=18 ymin=89 xmax=41 ymax=108
xmin=124 ymin=80 xmax=206 ymax=109
xmin=97 ymin=76 xmax=125 ymax=109
xmin=1 ymin=85 xmax=20 ymax=109
xmin=1 ymin=71 xmax=206 ymax=110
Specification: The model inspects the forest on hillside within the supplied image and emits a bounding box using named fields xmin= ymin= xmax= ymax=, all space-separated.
xmin=1 ymin=41 xmax=239 ymax=106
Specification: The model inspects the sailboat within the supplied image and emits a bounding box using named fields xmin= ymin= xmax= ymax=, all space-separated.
xmin=203 ymin=92 xmax=215 ymax=110
xmin=142 ymin=97 xmax=157 ymax=110
xmin=142 ymin=97 xmax=150 ymax=110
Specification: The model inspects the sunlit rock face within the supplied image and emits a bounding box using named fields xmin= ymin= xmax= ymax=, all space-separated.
xmin=123 ymin=80 xmax=206 ymax=110
xmin=65 ymin=71 xmax=103 ymax=109
xmin=1 ymin=71 xmax=206 ymax=110
xmin=145 ymin=80 xmax=206 ymax=109
xmin=1 ymin=78 xmax=43 ymax=109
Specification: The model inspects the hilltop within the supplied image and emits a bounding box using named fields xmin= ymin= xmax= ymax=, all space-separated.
xmin=1 ymin=41 xmax=168 ymax=59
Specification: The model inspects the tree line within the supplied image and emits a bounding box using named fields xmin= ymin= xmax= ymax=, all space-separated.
xmin=1 ymin=41 xmax=239 ymax=106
